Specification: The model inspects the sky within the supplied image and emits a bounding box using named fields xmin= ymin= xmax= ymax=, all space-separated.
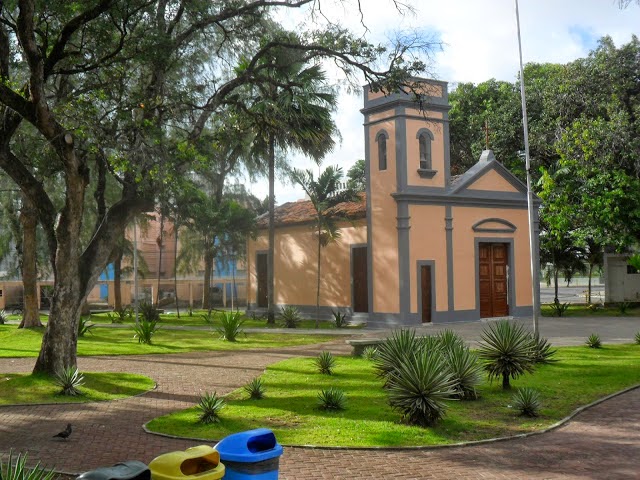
xmin=244 ymin=0 xmax=640 ymax=205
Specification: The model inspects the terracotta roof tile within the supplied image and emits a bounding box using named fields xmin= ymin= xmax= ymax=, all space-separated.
xmin=256 ymin=193 xmax=366 ymax=229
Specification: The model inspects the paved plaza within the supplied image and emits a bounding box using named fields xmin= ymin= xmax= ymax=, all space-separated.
xmin=1 ymin=317 xmax=639 ymax=479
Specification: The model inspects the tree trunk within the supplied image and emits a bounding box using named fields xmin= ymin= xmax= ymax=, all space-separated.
xmin=155 ymin=213 xmax=164 ymax=306
xmin=174 ymin=224 xmax=180 ymax=318
xmin=113 ymin=252 xmax=122 ymax=311
xmin=315 ymin=221 xmax=321 ymax=328
xmin=502 ymin=373 xmax=510 ymax=390
xmin=18 ymin=194 xmax=42 ymax=328
xmin=587 ymin=263 xmax=594 ymax=304
xmin=203 ymin=250 xmax=214 ymax=310
xmin=267 ymin=134 xmax=276 ymax=324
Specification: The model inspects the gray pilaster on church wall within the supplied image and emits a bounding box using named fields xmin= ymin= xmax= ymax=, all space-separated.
xmin=445 ymin=206 xmax=454 ymax=312
xmin=364 ymin=120 xmax=374 ymax=316
xmin=397 ymin=201 xmax=411 ymax=320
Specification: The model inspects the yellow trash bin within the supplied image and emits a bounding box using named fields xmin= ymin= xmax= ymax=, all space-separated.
xmin=149 ymin=445 xmax=225 ymax=480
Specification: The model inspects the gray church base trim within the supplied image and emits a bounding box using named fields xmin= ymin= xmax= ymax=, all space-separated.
xmin=246 ymin=303 xmax=368 ymax=324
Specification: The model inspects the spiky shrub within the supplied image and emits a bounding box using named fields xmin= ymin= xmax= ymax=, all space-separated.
xmin=187 ymin=306 xmax=193 ymax=317
xmin=54 ymin=367 xmax=85 ymax=396
xmin=197 ymin=392 xmax=225 ymax=424
xmin=139 ymin=302 xmax=161 ymax=323
xmin=77 ymin=316 xmax=95 ymax=337
xmin=0 ymin=451 xmax=56 ymax=480
xmin=528 ymin=333 xmax=557 ymax=364
xmin=512 ymin=387 xmax=541 ymax=417
xmin=314 ymin=351 xmax=336 ymax=375
xmin=279 ymin=306 xmax=301 ymax=328
xmin=548 ymin=299 xmax=570 ymax=317
xmin=444 ymin=343 xmax=483 ymax=400
xmin=586 ymin=333 xmax=602 ymax=348
xmin=478 ymin=320 xmax=535 ymax=390
xmin=244 ymin=378 xmax=266 ymax=400
xmin=362 ymin=346 xmax=379 ymax=361
xmin=133 ymin=319 xmax=160 ymax=344
xmin=617 ymin=301 xmax=631 ymax=315
xmin=437 ymin=329 xmax=465 ymax=353
xmin=386 ymin=350 xmax=457 ymax=427
xmin=635 ymin=331 xmax=640 ymax=345
xmin=332 ymin=310 xmax=349 ymax=328
xmin=317 ymin=387 xmax=346 ymax=411
xmin=373 ymin=329 xmax=422 ymax=384
xmin=0 ymin=309 xmax=7 ymax=325
xmin=216 ymin=310 xmax=245 ymax=341
xmin=201 ymin=311 xmax=216 ymax=325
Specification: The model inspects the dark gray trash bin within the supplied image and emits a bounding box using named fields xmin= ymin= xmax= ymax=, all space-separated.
xmin=214 ymin=428 xmax=283 ymax=480
xmin=77 ymin=461 xmax=150 ymax=480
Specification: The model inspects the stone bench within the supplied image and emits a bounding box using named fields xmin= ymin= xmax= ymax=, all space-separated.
xmin=346 ymin=338 xmax=385 ymax=356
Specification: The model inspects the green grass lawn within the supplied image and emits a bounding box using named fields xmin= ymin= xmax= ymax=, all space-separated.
xmin=146 ymin=344 xmax=640 ymax=447
xmin=0 ymin=372 xmax=155 ymax=404
xmin=88 ymin=310 xmax=363 ymax=330
xmin=0 ymin=324 xmax=340 ymax=358
xmin=540 ymin=303 xmax=640 ymax=317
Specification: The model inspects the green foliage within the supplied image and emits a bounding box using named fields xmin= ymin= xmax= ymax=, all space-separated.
xmin=314 ymin=351 xmax=336 ymax=375
xmin=361 ymin=346 xmax=379 ymax=361
xmin=437 ymin=329 xmax=465 ymax=352
xmin=331 ymin=310 xmax=349 ymax=328
xmin=243 ymin=378 xmax=266 ymax=400
xmin=317 ymin=387 xmax=346 ymax=411
xmin=0 ymin=309 xmax=6 ymax=325
xmin=548 ymin=299 xmax=570 ymax=317
xmin=133 ymin=320 xmax=160 ymax=345
xmin=0 ymin=451 xmax=56 ymax=480
xmin=216 ymin=310 xmax=245 ymax=342
xmin=373 ymin=329 xmax=422 ymax=383
xmin=617 ymin=302 xmax=631 ymax=315
xmin=386 ymin=350 xmax=457 ymax=427
xmin=187 ymin=306 xmax=194 ymax=317
xmin=528 ymin=333 xmax=558 ymax=364
xmin=586 ymin=333 xmax=602 ymax=349
xmin=54 ymin=366 xmax=84 ymax=396
xmin=77 ymin=316 xmax=95 ymax=337
xmin=139 ymin=302 xmax=161 ymax=323
xmin=279 ymin=306 xmax=301 ymax=328
xmin=443 ymin=343 xmax=483 ymax=400
xmin=346 ymin=159 xmax=366 ymax=192
xmin=114 ymin=307 xmax=133 ymax=323
xmin=628 ymin=254 xmax=640 ymax=271
xmin=201 ymin=311 xmax=216 ymax=325
xmin=197 ymin=392 xmax=225 ymax=424
xmin=512 ymin=387 xmax=541 ymax=418
xmin=478 ymin=320 xmax=535 ymax=390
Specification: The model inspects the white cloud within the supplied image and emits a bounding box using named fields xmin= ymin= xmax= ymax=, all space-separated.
xmin=248 ymin=0 xmax=640 ymax=204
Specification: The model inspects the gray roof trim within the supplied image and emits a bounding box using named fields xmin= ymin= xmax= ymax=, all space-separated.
xmin=392 ymin=191 xmax=540 ymax=209
xmin=450 ymin=150 xmax=531 ymax=196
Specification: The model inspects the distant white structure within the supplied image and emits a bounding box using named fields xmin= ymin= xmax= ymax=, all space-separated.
xmin=603 ymin=253 xmax=640 ymax=303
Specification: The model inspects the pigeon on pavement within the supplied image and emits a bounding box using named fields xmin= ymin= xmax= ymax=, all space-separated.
xmin=52 ymin=423 xmax=72 ymax=440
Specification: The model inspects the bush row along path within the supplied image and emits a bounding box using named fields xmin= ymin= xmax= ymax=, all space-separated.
xmin=1 ymin=318 xmax=639 ymax=479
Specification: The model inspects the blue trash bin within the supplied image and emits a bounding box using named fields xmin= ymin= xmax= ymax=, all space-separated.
xmin=214 ymin=428 xmax=283 ymax=480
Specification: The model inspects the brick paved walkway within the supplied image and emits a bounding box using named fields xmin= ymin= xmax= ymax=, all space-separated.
xmin=1 ymin=335 xmax=639 ymax=479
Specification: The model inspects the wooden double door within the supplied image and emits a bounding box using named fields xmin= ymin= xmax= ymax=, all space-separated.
xmin=479 ymin=243 xmax=509 ymax=318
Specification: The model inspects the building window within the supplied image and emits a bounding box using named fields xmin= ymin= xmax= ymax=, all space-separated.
xmin=418 ymin=132 xmax=431 ymax=170
xmin=627 ymin=265 xmax=639 ymax=274
xmin=376 ymin=131 xmax=388 ymax=171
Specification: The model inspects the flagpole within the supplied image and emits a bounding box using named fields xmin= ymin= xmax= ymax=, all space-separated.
xmin=514 ymin=0 xmax=540 ymax=334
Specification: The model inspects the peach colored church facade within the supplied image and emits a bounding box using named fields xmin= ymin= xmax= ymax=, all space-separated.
xmin=247 ymin=78 xmax=540 ymax=326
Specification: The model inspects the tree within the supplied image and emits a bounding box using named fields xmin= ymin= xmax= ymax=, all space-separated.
xmin=346 ymin=160 xmax=366 ymax=192
xmin=291 ymin=165 xmax=358 ymax=327
xmin=0 ymin=1 xmax=434 ymax=375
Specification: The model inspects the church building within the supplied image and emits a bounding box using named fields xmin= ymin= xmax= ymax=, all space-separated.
xmin=246 ymin=78 xmax=540 ymax=326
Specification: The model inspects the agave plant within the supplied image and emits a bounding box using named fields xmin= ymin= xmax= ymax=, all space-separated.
xmin=586 ymin=333 xmax=602 ymax=348
xmin=332 ymin=310 xmax=349 ymax=328
xmin=635 ymin=331 xmax=640 ymax=345
xmin=528 ymin=333 xmax=557 ymax=364
xmin=512 ymin=387 xmax=541 ymax=417
xmin=216 ymin=310 xmax=245 ymax=342
xmin=0 ymin=309 xmax=7 ymax=325
xmin=362 ymin=346 xmax=379 ymax=361
xmin=314 ymin=351 xmax=336 ymax=375
xmin=77 ymin=316 xmax=95 ymax=337
xmin=201 ymin=310 xmax=216 ymax=325
xmin=138 ymin=302 xmax=161 ymax=323
xmin=279 ymin=306 xmax=301 ymax=328
xmin=478 ymin=320 xmax=535 ymax=390
xmin=317 ymin=387 xmax=346 ymax=411
xmin=437 ymin=329 xmax=465 ymax=353
xmin=54 ymin=366 xmax=85 ymax=396
xmin=373 ymin=329 xmax=422 ymax=384
xmin=386 ymin=350 xmax=457 ymax=427
xmin=0 ymin=451 xmax=56 ymax=480
xmin=244 ymin=377 xmax=266 ymax=400
xmin=444 ymin=343 xmax=483 ymax=400
xmin=197 ymin=391 xmax=226 ymax=424
xmin=133 ymin=319 xmax=160 ymax=345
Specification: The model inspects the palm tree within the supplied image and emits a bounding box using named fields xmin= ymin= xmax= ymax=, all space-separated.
xmin=238 ymin=42 xmax=338 ymax=323
xmin=291 ymin=165 xmax=358 ymax=327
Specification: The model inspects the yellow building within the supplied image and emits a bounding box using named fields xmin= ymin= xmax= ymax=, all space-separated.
xmin=247 ymin=78 xmax=540 ymax=326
